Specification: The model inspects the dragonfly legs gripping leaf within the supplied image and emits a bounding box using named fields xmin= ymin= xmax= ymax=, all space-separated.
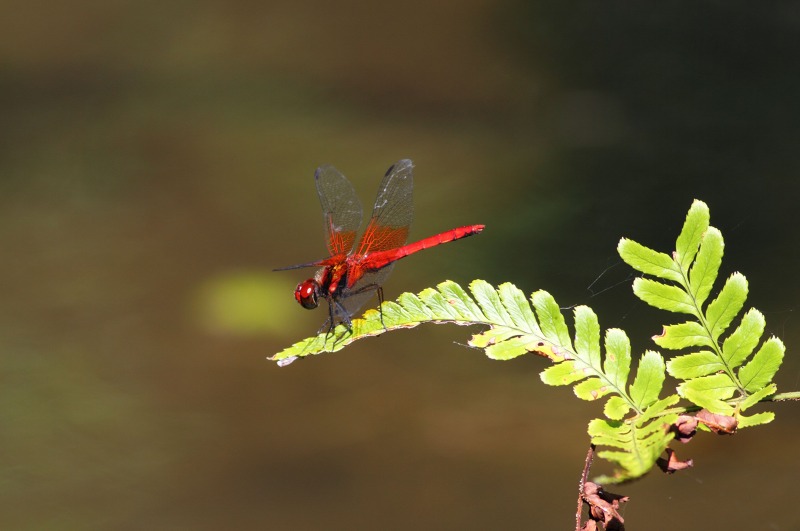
xmin=317 ymin=283 xmax=388 ymax=343
xmin=343 ymin=282 xmax=387 ymax=330
xmin=316 ymin=299 xmax=353 ymax=343
xmin=376 ymin=286 xmax=386 ymax=329
xmin=316 ymin=299 xmax=360 ymax=345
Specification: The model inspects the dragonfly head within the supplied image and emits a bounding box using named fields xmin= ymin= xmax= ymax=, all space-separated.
xmin=294 ymin=279 xmax=321 ymax=309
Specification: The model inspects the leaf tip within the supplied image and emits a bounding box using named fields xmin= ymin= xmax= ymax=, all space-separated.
xmin=690 ymin=198 xmax=709 ymax=212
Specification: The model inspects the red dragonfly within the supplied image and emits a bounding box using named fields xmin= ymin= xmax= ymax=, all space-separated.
xmin=275 ymin=159 xmax=484 ymax=333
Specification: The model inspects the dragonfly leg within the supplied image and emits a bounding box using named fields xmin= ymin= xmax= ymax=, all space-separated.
xmin=318 ymin=299 xmax=354 ymax=344
xmin=376 ymin=286 xmax=386 ymax=329
xmin=335 ymin=300 xmax=354 ymax=331
xmin=319 ymin=299 xmax=338 ymax=342
xmin=315 ymin=308 xmax=333 ymax=342
xmin=341 ymin=283 xmax=387 ymax=330
xmin=316 ymin=317 xmax=333 ymax=338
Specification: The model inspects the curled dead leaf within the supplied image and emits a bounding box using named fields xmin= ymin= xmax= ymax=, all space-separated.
xmin=671 ymin=414 xmax=698 ymax=443
xmin=583 ymin=481 xmax=628 ymax=530
xmin=657 ymin=448 xmax=694 ymax=474
xmin=695 ymin=409 xmax=738 ymax=434
xmin=580 ymin=520 xmax=598 ymax=531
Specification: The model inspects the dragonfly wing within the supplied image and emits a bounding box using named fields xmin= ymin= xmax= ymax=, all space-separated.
xmin=338 ymin=264 xmax=395 ymax=319
xmin=339 ymin=159 xmax=414 ymax=313
xmin=315 ymin=164 xmax=363 ymax=256
xmin=354 ymin=159 xmax=414 ymax=256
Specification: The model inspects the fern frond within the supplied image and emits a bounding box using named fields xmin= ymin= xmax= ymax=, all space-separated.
xmin=271 ymin=280 xmax=561 ymax=364
xmin=270 ymin=281 xmax=489 ymax=364
xmin=619 ymin=199 xmax=785 ymax=419
xmin=272 ymin=279 xmax=681 ymax=483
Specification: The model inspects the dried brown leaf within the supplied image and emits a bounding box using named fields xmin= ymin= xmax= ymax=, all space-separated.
xmin=671 ymin=414 xmax=698 ymax=443
xmin=657 ymin=448 xmax=694 ymax=474
xmin=695 ymin=409 xmax=738 ymax=434
xmin=583 ymin=482 xmax=628 ymax=530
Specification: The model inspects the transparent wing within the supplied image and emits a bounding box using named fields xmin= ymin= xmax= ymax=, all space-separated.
xmin=354 ymin=159 xmax=414 ymax=256
xmin=315 ymin=164 xmax=363 ymax=256
xmin=338 ymin=265 xmax=395 ymax=318
xmin=338 ymin=159 xmax=414 ymax=318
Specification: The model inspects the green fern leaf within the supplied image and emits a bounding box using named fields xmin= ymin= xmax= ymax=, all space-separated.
xmin=471 ymin=283 xmax=558 ymax=361
xmin=574 ymin=377 xmax=613 ymax=401
xmin=589 ymin=409 xmax=678 ymax=483
xmin=540 ymin=360 xmax=586 ymax=386
xmin=380 ymin=300 xmax=413 ymax=323
xmin=674 ymin=199 xmax=709 ymax=271
xmin=531 ymin=290 xmax=573 ymax=349
xmin=587 ymin=419 xmax=628 ymax=450
xmin=704 ymin=273 xmax=748 ymax=341
xmin=737 ymin=337 xmax=785 ymax=393
xmin=628 ymin=351 xmax=666 ymax=410
xmin=637 ymin=394 xmax=682 ymax=423
xmin=574 ymin=306 xmax=602 ymax=369
xmin=666 ymin=351 xmax=724 ymax=379
xmin=471 ymin=279 xmax=512 ymax=324
xmin=603 ymin=329 xmax=632 ymax=390
xmin=737 ymin=411 xmax=775 ymax=428
xmin=678 ymin=373 xmax=737 ymax=400
xmin=682 ymin=387 xmax=735 ymax=415
xmin=604 ymin=396 xmax=631 ymax=420
xmin=739 ymin=383 xmax=777 ymax=411
xmin=617 ymin=238 xmax=682 ymax=282
xmin=440 ymin=281 xmax=487 ymax=320
xmin=678 ymin=374 xmax=737 ymax=414
xmin=418 ymin=286 xmax=463 ymax=320
xmin=721 ymin=308 xmax=765 ymax=366
xmin=687 ymin=227 xmax=723 ymax=306
xmin=736 ymin=384 xmax=778 ymax=429
xmin=488 ymin=335 xmax=553 ymax=361
xmin=632 ymin=278 xmax=697 ymax=315
xmin=498 ymin=282 xmax=540 ymax=333
xmin=654 ymin=321 xmax=713 ymax=349
xmin=469 ymin=326 xmax=520 ymax=349
xmin=396 ymin=292 xmax=436 ymax=320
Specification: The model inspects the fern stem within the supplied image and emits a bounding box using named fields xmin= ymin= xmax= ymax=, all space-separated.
xmin=645 ymin=390 xmax=800 ymax=420
xmin=676 ymin=265 xmax=747 ymax=396
xmin=772 ymin=391 xmax=800 ymax=401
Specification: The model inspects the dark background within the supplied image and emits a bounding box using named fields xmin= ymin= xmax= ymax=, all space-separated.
xmin=2 ymin=1 xmax=799 ymax=529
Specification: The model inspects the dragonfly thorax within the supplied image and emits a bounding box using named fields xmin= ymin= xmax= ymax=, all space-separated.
xmin=294 ymin=279 xmax=321 ymax=309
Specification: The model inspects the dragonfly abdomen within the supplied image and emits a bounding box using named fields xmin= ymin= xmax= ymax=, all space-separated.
xmin=363 ymin=224 xmax=485 ymax=270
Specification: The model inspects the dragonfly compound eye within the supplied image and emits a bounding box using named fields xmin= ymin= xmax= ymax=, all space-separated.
xmin=295 ymin=280 xmax=319 ymax=309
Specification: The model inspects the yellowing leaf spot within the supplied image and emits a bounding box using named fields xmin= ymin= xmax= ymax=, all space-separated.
xmin=527 ymin=341 xmax=564 ymax=362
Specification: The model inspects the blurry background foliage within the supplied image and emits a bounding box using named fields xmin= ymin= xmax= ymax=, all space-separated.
xmin=2 ymin=1 xmax=799 ymax=529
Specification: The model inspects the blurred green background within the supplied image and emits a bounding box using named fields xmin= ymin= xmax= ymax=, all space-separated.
xmin=3 ymin=1 xmax=800 ymax=529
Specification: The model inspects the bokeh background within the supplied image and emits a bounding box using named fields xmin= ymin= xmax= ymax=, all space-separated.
xmin=3 ymin=1 xmax=800 ymax=529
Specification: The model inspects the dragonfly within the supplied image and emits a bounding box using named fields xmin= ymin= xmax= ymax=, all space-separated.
xmin=275 ymin=159 xmax=484 ymax=334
